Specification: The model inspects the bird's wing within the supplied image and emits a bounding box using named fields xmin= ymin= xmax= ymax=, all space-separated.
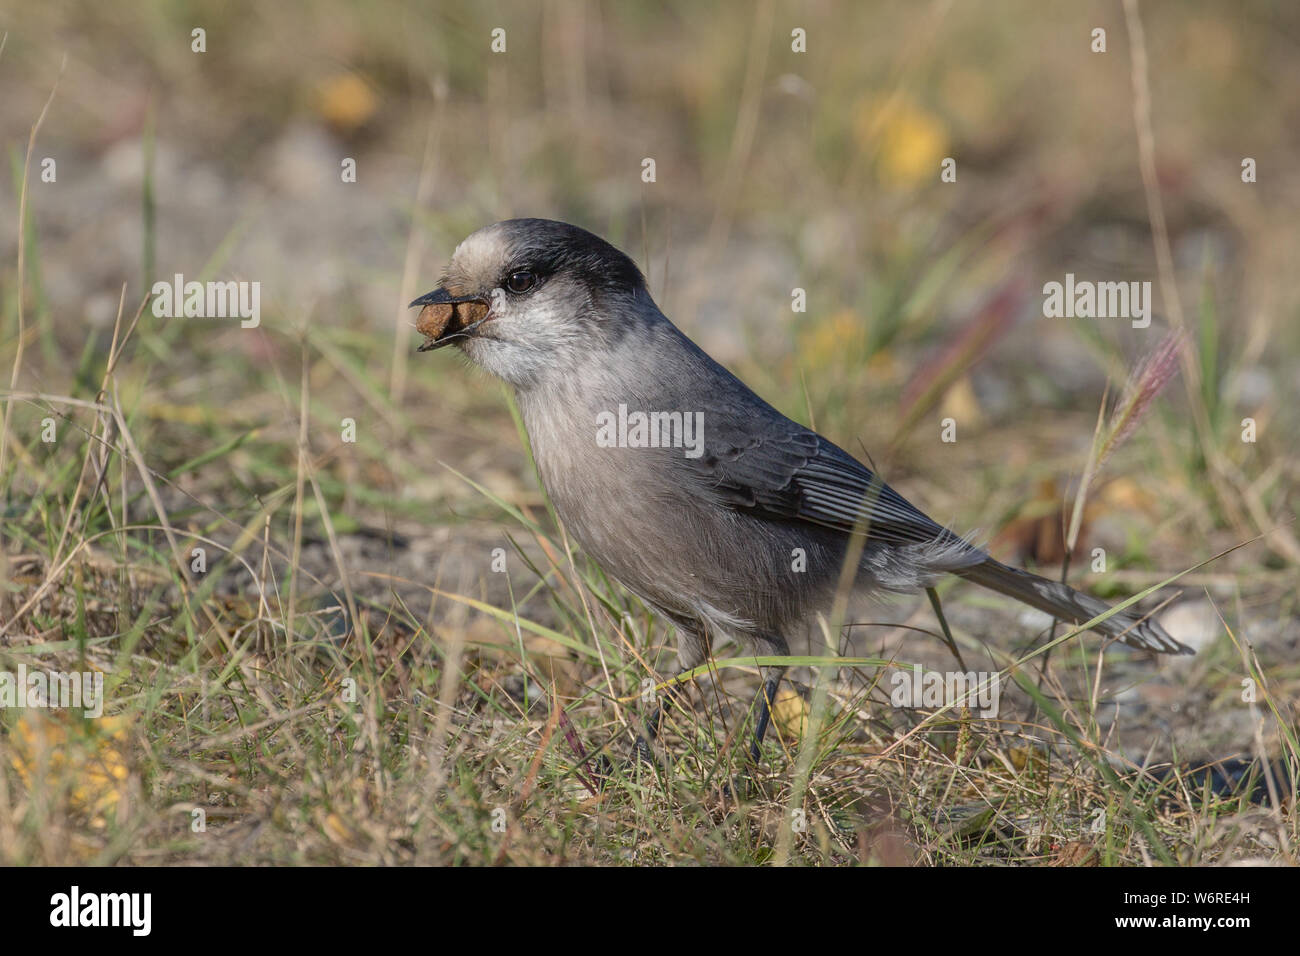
xmin=684 ymin=411 xmax=963 ymax=549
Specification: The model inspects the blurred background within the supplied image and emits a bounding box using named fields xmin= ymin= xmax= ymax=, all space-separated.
xmin=2 ymin=1 xmax=1296 ymax=509
xmin=0 ymin=1 xmax=1296 ymax=864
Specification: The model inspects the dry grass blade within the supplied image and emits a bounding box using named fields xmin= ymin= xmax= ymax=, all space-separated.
xmin=0 ymin=55 xmax=65 ymax=481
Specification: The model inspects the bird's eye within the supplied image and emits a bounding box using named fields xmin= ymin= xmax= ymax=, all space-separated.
xmin=506 ymin=271 xmax=536 ymax=294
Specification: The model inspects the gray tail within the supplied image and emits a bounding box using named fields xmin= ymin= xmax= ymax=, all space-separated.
xmin=957 ymin=558 xmax=1191 ymax=654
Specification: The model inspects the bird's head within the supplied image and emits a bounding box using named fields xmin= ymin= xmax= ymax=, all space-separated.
xmin=411 ymin=218 xmax=647 ymax=388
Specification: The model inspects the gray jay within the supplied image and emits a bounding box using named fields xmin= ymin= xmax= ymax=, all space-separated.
xmin=412 ymin=218 xmax=1189 ymax=762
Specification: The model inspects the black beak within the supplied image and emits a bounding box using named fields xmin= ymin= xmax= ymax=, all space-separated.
xmin=408 ymin=288 xmax=489 ymax=309
xmin=410 ymin=287 xmax=493 ymax=352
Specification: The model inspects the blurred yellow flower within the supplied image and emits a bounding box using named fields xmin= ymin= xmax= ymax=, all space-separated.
xmin=855 ymin=95 xmax=949 ymax=188
xmin=800 ymin=307 xmax=864 ymax=368
xmin=316 ymin=72 xmax=379 ymax=132
xmin=10 ymin=712 xmax=132 ymax=827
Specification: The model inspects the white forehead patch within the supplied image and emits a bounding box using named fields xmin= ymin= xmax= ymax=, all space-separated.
xmin=446 ymin=223 xmax=511 ymax=292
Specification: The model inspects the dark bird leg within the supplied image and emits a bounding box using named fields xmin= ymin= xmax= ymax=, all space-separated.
xmin=748 ymin=667 xmax=785 ymax=764
xmin=728 ymin=656 xmax=787 ymax=800
xmin=747 ymin=630 xmax=790 ymax=763
xmin=635 ymin=625 xmax=789 ymax=775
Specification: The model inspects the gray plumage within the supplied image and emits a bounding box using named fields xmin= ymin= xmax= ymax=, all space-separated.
xmin=413 ymin=218 xmax=1189 ymax=755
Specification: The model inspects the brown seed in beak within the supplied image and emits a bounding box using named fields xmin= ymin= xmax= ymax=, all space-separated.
xmin=457 ymin=300 xmax=490 ymax=326
xmin=416 ymin=300 xmax=490 ymax=343
xmin=416 ymin=302 xmax=454 ymax=339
